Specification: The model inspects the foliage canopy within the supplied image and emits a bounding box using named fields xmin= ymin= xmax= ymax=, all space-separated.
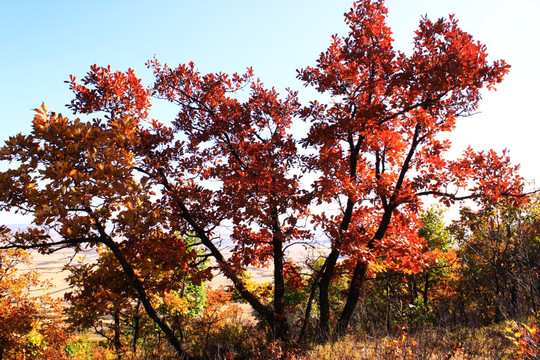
xmin=0 ymin=0 xmax=526 ymax=357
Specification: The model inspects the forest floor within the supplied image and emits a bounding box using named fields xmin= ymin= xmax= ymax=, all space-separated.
xmin=293 ymin=324 xmax=520 ymax=360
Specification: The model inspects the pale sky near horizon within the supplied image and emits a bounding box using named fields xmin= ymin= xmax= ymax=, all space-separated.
xmin=1 ymin=0 xmax=539 ymax=225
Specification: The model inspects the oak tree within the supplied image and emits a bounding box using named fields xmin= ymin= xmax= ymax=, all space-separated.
xmin=0 ymin=98 xmax=200 ymax=357
xmin=297 ymin=0 xmax=521 ymax=337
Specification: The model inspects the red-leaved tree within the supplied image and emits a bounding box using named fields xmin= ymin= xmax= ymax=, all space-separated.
xmin=296 ymin=1 xmax=522 ymax=337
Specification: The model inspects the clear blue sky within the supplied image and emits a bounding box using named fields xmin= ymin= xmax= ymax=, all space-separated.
xmin=1 ymin=0 xmax=539 ymax=223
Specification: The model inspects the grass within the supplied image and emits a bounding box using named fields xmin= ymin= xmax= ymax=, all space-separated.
xmin=293 ymin=324 xmax=516 ymax=360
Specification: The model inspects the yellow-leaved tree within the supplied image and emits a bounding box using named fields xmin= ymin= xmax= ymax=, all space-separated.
xmin=0 ymin=227 xmax=69 ymax=360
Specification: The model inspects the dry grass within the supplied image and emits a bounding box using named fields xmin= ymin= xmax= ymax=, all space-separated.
xmin=294 ymin=325 xmax=516 ymax=360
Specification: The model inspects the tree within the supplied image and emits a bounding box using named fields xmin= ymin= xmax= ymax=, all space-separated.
xmin=297 ymin=0 xmax=521 ymax=338
xmin=65 ymin=247 xmax=145 ymax=357
xmin=0 ymin=98 xmax=202 ymax=357
xmin=0 ymin=0 xmax=524 ymax=353
xmin=414 ymin=207 xmax=459 ymax=320
xmin=0 ymin=228 xmax=69 ymax=360
xmin=349 ymin=206 xmax=458 ymax=332
xmin=450 ymin=196 xmax=540 ymax=324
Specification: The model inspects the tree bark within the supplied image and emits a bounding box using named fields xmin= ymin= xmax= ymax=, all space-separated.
xmin=133 ymin=300 xmax=141 ymax=356
xmin=161 ymin=177 xmax=278 ymax=332
xmin=101 ymin=236 xmax=194 ymax=359
xmin=336 ymin=259 xmax=369 ymax=337
xmin=113 ymin=310 xmax=122 ymax=358
xmin=272 ymin=206 xmax=290 ymax=340
xmin=317 ymin=197 xmax=356 ymax=340
xmin=318 ymin=248 xmax=341 ymax=340
xmin=422 ymin=273 xmax=430 ymax=308
xmin=336 ymin=208 xmax=394 ymax=336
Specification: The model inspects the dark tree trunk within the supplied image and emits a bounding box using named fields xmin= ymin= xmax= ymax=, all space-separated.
xmin=272 ymin=205 xmax=290 ymax=340
xmin=101 ymin=236 xmax=194 ymax=359
xmin=510 ymin=282 xmax=519 ymax=317
xmin=298 ymin=274 xmax=319 ymax=343
xmin=336 ymin=260 xmax=369 ymax=337
xmin=336 ymin=208 xmax=394 ymax=336
xmin=422 ymin=273 xmax=430 ymax=308
xmin=409 ymin=274 xmax=418 ymax=304
xmin=315 ymin=134 xmax=363 ymax=339
xmin=318 ymin=248 xmax=341 ymax=340
xmin=318 ymin=198 xmax=356 ymax=340
xmin=332 ymin=127 xmax=419 ymax=338
xmin=113 ymin=310 xmax=122 ymax=358
xmin=168 ymin=190 xmax=278 ymax=334
xmin=133 ymin=300 xmax=141 ymax=356
xmin=386 ymin=275 xmax=392 ymax=334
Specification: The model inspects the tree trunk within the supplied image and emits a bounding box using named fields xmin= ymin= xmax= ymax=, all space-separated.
xmin=101 ymin=236 xmax=193 ymax=359
xmin=422 ymin=272 xmax=430 ymax=309
xmin=271 ymin=205 xmax=290 ymax=340
xmin=170 ymin=193 xmax=277 ymax=328
xmin=510 ymin=282 xmax=519 ymax=317
xmin=298 ymin=275 xmax=319 ymax=343
xmin=133 ymin=300 xmax=141 ymax=356
xmin=272 ymin=255 xmax=289 ymax=340
xmin=386 ymin=275 xmax=392 ymax=334
xmin=114 ymin=310 xmax=122 ymax=358
xmin=336 ymin=260 xmax=368 ymax=337
xmin=336 ymin=208 xmax=394 ymax=336
xmin=318 ymin=248 xmax=340 ymax=340
xmin=318 ymin=197 xmax=356 ymax=340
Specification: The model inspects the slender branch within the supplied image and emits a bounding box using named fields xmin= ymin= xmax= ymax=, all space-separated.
xmin=221 ymin=132 xmax=250 ymax=172
xmin=416 ymin=190 xmax=476 ymax=201
xmin=82 ymin=205 xmax=192 ymax=358
xmin=0 ymin=236 xmax=97 ymax=251
xmin=392 ymin=123 xmax=421 ymax=199
xmin=298 ymin=260 xmax=326 ymax=343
